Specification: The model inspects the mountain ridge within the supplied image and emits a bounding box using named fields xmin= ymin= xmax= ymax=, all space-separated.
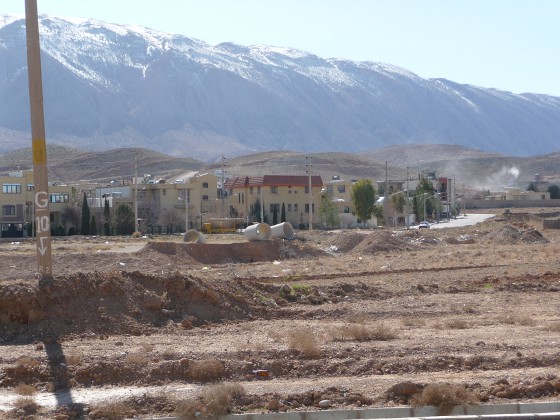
xmin=1 ymin=14 xmax=560 ymax=160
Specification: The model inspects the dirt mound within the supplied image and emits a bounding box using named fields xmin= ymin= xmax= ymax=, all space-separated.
xmin=143 ymin=239 xmax=327 ymax=264
xmin=352 ymin=231 xmax=421 ymax=254
xmin=320 ymin=232 xmax=368 ymax=253
xmin=0 ymin=271 xmax=275 ymax=343
xmin=482 ymin=224 xmax=549 ymax=245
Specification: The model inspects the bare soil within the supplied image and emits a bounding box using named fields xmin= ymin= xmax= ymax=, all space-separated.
xmin=1 ymin=215 xmax=560 ymax=419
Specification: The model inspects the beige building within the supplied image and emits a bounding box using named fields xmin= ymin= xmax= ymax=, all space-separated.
xmin=1 ymin=171 xmax=75 ymax=238
xmin=485 ymin=188 xmax=550 ymax=201
xmin=224 ymin=175 xmax=323 ymax=228
xmin=110 ymin=172 xmax=219 ymax=233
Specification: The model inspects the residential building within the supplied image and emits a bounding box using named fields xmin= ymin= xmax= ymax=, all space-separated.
xmin=224 ymin=175 xmax=323 ymax=228
xmin=110 ymin=172 xmax=218 ymax=232
xmin=1 ymin=171 xmax=75 ymax=238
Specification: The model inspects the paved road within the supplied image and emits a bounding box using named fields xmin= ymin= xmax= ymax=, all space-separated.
xmin=412 ymin=213 xmax=496 ymax=229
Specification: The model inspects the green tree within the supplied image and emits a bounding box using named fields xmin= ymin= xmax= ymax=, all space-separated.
xmin=351 ymin=179 xmax=376 ymax=227
xmin=103 ymin=199 xmax=112 ymax=236
xmin=81 ymin=193 xmax=90 ymax=235
xmin=281 ymin=203 xmax=286 ymax=223
xmin=90 ymin=215 xmax=97 ymax=235
xmin=414 ymin=177 xmax=436 ymax=221
xmin=272 ymin=205 xmax=278 ymax=225
xmin=527 ymin=181 xmax=538 ymax=192
xmin=547 ymin=184 xmax=560 ymax=199
xmin=390 ymin=191 xmax=406 ymax=214
xmin=250 ymin=198 xmax=262 ymax=222
xmin=319 ymin=194 xmax=340 ymax=229
xmin=115 ymin=203 xmax=135 ymax=235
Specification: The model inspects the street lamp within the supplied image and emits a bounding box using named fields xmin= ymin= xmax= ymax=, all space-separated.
xmin=179 ymin=188 xmax=189 ymax=231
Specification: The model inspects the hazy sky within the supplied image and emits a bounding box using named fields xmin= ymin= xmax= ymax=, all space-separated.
xmin=4 ymin=0 xmax=560 ymax=96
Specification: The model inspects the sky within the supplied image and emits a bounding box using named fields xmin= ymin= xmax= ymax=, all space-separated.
xmin=4 ymin=0 xmax=560 ymax=96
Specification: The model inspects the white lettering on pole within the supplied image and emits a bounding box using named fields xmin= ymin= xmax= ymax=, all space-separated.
xmin=36 ymin=215 xmax=49 ymax=233
xmin=38 ymin=236 xmax=49 ymax=256
xmin=35 ymin=191 xmax=48 ymax=208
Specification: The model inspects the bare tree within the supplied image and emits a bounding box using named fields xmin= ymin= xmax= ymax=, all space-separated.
xmin=61 ymin=205 xmax=80 ymax=232
xmin=161 ymin=208 xmax=183 ymax=233
xmin=138 ymin=198 xmax=160 ymax=231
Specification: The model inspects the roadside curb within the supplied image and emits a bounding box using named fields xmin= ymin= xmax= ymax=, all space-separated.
xmin=151 ymin=402 xmax=560 ymax=420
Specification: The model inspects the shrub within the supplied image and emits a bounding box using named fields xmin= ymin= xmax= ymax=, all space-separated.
xmin=90 ymin=401 xmax=132 ymax=420
xmin=132 ymin=231 xmax=141 ymax=238
xmin=445 ymin=319 xmax=470 ymax=329
xmin=333 ymin=322 xmax=398 ymax=341
xmin=125 ymin=353 xmax=147 ymax=365
xmin=176 ymin=383 xmax=245 ymax=419
xmin=287 ymin=327 xmax=321 ymax=358
xmin=13 ymin=397 xmax=40 ymax=415
xmin=14 ymin=384 xmax=36 ymax=396
xmin=188 ymin=358 xmax=225 ymax=383
xmin=412 ymin=383 xmax=478 ymax=415
xmin=543 ymin=321 xmax=560 ymax=332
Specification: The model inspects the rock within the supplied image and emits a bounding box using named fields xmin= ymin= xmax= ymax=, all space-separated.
xmin=280 ymin=284 xmax=292 ymax=294
xmin=318 ymin=399 xmax=331 ymax=408
xmin=266 ymin=400 xmax=279 ymax=411
xmin=180 ymin=319 xmax=193 ymax=329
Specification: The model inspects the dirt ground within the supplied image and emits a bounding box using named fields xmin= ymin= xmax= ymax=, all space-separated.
xmin=1 ymin=212 xmax=560 ymax=419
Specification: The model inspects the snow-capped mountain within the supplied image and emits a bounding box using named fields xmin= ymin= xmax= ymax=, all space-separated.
xmin=1 ymin=14 xmax=560 ymax=160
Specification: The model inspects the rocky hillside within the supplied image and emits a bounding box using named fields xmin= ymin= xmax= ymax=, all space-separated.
xmin=1 ymin=15 xmax=560 ymax=160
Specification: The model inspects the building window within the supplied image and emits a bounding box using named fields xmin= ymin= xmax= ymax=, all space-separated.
xmin=270 ymin=203 xmax=280 ymax=213
xmin=294 ymin=204 xmax=298 ymax=212
xmin=288 ymin=204 xmax=292 ymax=212
xmin=2 ymin=184 xmax=21 ymax=194
xmin=202 ymin=182 xmax=209 ymax=188
xmin=2 ymin=205 xmax=16 ymax=216
xmin=344 ymin=207 xmax=350 ymax=213
xmin=327 ymin=185 xmax=333 ymax=194
xmin=49 ymin=193 xmax=69 ymax=203
xmin=27 ymin=184 xmax=34 ymax=191
xmin=305 ymin=204 xmax=315 ymax=213
xmin=202 ymin=195 xmax=209 ymax=201
xmin=270 ymin=186 xmax=278 ymax=194
xmin=162 ymin=189 xmax=166 ymax=196
xmin=305 ymin=186 xmax=309 ymax=193
xmin=250 ymin=187 xmax=253 ymax=195
xmin=337 ymin=185 xmax=346 ymax=193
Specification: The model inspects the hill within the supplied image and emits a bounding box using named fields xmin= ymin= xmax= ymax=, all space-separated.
xmin=1 ymin=15 xmax=560 ymax=160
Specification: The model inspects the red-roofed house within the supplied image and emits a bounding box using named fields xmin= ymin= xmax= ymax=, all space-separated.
xmin=224 ymin=175 xmax=323 ymax=228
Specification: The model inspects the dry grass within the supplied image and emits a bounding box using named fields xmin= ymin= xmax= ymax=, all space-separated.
xmin=14 ymin=384 xmax=37 ymax=396
xmin=15 ymin=356 xmax=40 ymax=368
xmin=176 ymin=383 xmax=246 ymax=420
xmin=13 ymin=397 xmax=40 ymax=415
xmin=90 ymin=400 xmax=133 ymax=420
xmin=161 ymin=348 xmax=178 ymax=360
xmin=65 ymin=350 xmax=82 ymax=366
xmin=287 ymin=327 xmax=322 ymax=358
xmin=125 ymin=352 xmax=148 ymax=365
xmin=497 ymin=313 xmax=537 ymax=326
xmin=412 ymin=383 xmax=479 ymax=415
xmin=333 ymin=322 xmax=398 ymax=341
xmin=402 ymin=317 xmax=427 ymax=328
xmin=188 ymin=358 xmax=226 ymax=383
xmin=543 ymin=321 xmax=560 ymax=332
xmin=444 ymin=319 xmax=470 ymax=329
xmin=141 ymin=343 xmax=155 ymax=353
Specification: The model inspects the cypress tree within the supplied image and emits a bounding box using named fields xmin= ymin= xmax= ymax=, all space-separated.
xmin=81 ymin=193 xmax=90 ymax=235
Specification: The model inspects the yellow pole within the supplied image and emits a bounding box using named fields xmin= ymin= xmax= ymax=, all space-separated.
xmin=25 ymin=0 xmax=52 ymax=280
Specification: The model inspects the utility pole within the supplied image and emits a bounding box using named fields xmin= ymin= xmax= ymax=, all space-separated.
xmin=221 ymin=156 xmax=226 ymax=218
xmin=406 ymin=167 xmax=410 ymax=228
xmin=306 ymin=156 xmax=313 ymax=231
xmin=26 ymin=0 xmax=52 ymax=280
xmin=384 ymin=161 xmax=388 ymax=226
xmin=260 ymin=181 xmax=264 ymax=223
xmin=184 ymin=187 xmax=189 ymax=230
xmin=134 ymin=154 xmax=139 ymax=233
